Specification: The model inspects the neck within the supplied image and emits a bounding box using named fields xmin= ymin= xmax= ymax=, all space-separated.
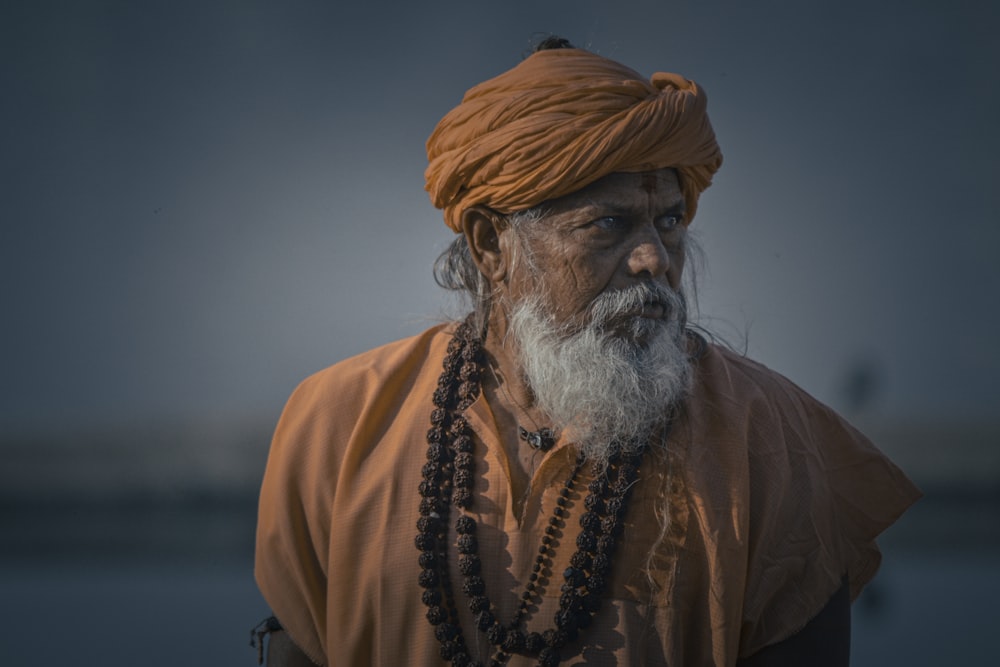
xmin=481 ymin=307 xmax=547 ymax=427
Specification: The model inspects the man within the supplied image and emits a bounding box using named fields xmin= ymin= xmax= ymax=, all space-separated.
xmin=254 ymin=38 xmax=920 ymax=666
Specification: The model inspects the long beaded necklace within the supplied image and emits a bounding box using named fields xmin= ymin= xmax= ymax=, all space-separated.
xmin=416 ymin=318 xmax=665 ymax=667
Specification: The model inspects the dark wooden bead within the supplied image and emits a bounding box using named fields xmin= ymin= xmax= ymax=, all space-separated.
xmin=453 ymin=488 xmax=473 ymax=508
xmin=426 ymin=605 xmax=447 ymax=625
xmin=456 ymin=534 xmax=478 ymax=554
xmin=542 ymin=628 xmax=567 ymax=648
xmin=463 ymin=575 xmax=485 ymax=596
xmin=502 ymin=628 xmax=525 ymax=652
xmin=591 ymin=553 xmax=610 ymax=575
xmin=579 ymin=511 xmax=601 ymax=532
xmin=563 ymin=567 xmax=586 ymax=587
xmin=439 ymin=639 xmax=458 ymax=660
xmin=476 ymin=609 xmax=495 ymax=631
xmin=569 ymin=551 xmax=591 ymax=570
xmin=457 ymin=555 xmax=480 ymax=576
xmin=418 ymin=569 xmax=439 ymax=588
xmin=434 ymin=622 xmax=458 ymax=641
xmin=455 ymin=516 xmax=476 ymax=534
xmin=575 ymin=531 xmax=597 ymax=551
xmin=486 ymin=622 xmax=506 ymax=645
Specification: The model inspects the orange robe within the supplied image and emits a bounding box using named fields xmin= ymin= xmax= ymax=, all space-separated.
xmin=255 ymin=324 xmax=919 ymax=666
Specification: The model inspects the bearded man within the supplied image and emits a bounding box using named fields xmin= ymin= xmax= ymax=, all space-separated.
xmin=253 ymin=38 xmax=920 ymax=667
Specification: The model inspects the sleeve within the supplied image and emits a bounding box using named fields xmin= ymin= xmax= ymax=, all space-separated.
xmin=255 ymin=376 xmax=336 ymax=667
xmin=737 ymin=376 xmax=922 ymax=658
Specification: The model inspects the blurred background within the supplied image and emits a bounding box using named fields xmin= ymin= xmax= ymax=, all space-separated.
xmin=1 ymin=0 xmax=997 ymax=664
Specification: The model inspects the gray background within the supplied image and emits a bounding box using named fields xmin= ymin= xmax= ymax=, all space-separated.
xmin=1 ymin=1 xmax=997 ymax=665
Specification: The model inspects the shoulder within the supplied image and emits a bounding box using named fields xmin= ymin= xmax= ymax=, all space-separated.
xmin=689 ymin=341 xmax=855 ymax=447
xmin=289 ymin=323 xmax=454 ymax=411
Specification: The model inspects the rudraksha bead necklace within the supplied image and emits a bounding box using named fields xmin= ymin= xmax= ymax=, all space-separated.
xmin=416 ymin=318 xmax=663 ymax=667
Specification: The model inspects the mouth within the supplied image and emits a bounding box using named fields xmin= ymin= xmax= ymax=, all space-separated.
xmin=639 ymin=300 xmax=667 ymax=319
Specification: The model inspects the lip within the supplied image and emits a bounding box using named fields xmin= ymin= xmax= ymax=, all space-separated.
xmin=638 ymin=301 xmax=666 ymax=319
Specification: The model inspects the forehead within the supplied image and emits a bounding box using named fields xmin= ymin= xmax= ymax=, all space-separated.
xmin=541 ymin=168 xmax=684 ymax=215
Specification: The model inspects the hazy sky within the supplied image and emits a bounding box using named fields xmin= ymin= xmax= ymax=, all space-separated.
xmin=2 ymin=0 xmax=998 ymax=435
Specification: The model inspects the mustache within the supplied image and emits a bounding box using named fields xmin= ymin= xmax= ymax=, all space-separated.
xmin=587 ymin=282 xmax=686 ymax=327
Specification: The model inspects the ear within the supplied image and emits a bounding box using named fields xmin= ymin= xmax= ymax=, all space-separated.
xmin=461 ymin=205 xmax=510 ymax=284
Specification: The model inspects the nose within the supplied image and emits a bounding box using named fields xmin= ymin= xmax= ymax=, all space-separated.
xmin=626 ymin=226 xmax=671 ymax=279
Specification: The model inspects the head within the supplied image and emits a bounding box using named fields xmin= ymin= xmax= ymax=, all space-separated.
xmin=464 ymin=168 xmax=695 ymax=463
xmin=428 ymin=39 xmax=721 ymax=461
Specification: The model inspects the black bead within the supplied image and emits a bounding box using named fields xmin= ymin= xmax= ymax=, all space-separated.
xmin=456 ymin=534 xmax=477 ymax=554
xmin=569 ymin=552 xmax=591 ymax=570
xmin=469 ymin=595 xmax=490 ymax=613
xmin=453 ymin=488 xmax=473 ymax=508
xmin=453 ymin=435 xmax=474 ymax=452
xmin=418 ymin=569 xmax=439 ymax=588
xmin=452 ymin=650 xmax=472 ymax=667
xmin=463 ymin=575 xmax=485 ymax=596
xmin=434 ymin=622 xmax=458 ymax=641
xmin=563 ymin=567 xmax=586 ymax=587
xmin=421 ymin=589 xmax=441 ymax=606
xmin=559 ymin=590 xmax=581 ymax=610
xmin=457 ymin=555 xmax=480 ymax=576
xmin=414 ymin=533 xmax=435 ymax=551
xmin=583 ymin=494 xmax=604 ymax=512
xmin=502 ymin=628 xmax=525 ymax=652
xmin=524 ymin=632 xmax=544 ymax=652
xmin=542 ymin=628 xmax=567 ymax=648
xmin=582 ymin=592 xmax=602 ymax=613
xmin=579 ymin=511 xmax=601 ymax=532
xmin=587 ymin=574 xmax=606 ymax=592
xmin=418 ymin=551 xmax=437 ymax=568
xmin=555 ymin=609 xmax=578 ymax=633
xmin=591 ymin=553 xmax=610 ymax=575
xmin=476 ymin=609 xmax=495 ymax=631
xmin=455 ymin=516 xmax=476 ymax=534
xmin=426 ymin=605 xmax=447 ymax=625
xmin=454 ymin=468 xmax=473 ymax=488
xmin=575 ymin=531 xmax=597 ymax=551
xmin=418 ymin=480 xmax=439 ymax=498
xmin=454 ymin=452 xmax=474 ymax=470
xmin=538 ymin=648 xmax=559 ymax=667
xmin=439 ymin=640 xmax=458 ymax=660
xmin=486 ymin=622 xmax=506 ymax=645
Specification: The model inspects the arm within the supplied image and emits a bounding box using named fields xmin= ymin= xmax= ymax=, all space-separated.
xmin=736 ymin=577 xmax=851 ymax=667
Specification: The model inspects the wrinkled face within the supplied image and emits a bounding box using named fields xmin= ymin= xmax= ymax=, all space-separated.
xmin=503 ymin=168 xmax=687 ymax=335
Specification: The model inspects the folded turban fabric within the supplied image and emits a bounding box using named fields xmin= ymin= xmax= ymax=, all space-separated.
xmin=426 ymin=48 xmax=723 ymax=232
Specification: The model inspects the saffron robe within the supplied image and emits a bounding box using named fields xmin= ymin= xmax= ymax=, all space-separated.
xmin=255 ymin=324 xmax=919 ymax=666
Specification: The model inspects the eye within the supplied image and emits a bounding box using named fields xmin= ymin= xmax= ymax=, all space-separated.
xmin=656 ymin=213 xmax=685 ymax=232
xmin=590 ymin=216 xmax=630 ymax=232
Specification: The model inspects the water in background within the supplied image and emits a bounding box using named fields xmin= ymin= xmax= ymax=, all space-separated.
xmin=1 ymin=422 xmax=997 ymax=666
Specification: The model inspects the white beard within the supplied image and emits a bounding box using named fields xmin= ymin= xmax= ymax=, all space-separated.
xmin=507 ymin=281 xmax=692 ymax=467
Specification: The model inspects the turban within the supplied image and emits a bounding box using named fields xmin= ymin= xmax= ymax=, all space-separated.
xmin=426 ymin=48 xmax=723 ymax=232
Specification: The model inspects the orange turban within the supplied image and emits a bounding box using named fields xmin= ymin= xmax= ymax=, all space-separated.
xmin=426 ymin=48 xmax=723 ymax=232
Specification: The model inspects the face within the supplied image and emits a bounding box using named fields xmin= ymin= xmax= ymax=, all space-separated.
xmin=501 ymin=168 xmax=687 ymax=333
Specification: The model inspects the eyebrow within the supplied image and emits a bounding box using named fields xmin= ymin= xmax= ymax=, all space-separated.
xmin=579 ymin=196 xmax=687 ymax=215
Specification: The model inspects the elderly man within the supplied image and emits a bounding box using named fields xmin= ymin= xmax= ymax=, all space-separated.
xmin=254 ymin=38 xmax=919 ymax=667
